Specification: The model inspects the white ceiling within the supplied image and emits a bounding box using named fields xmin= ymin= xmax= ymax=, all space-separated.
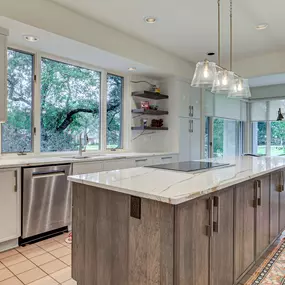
xmin=50 ymin=0 xmax=285 ymax=66
xmin=0 ymin=16 xmax=165 ymax=77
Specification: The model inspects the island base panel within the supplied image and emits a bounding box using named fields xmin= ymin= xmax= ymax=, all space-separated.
xmin=72 ymin=183 xmax=174 ymax=285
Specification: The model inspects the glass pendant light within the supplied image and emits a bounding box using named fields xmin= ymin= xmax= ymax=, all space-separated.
xmin=228 ymin=78 xmax=251 ymax=98
xmin=191 ymin=59 xmax=217 ymax=87
xmin=211 ymin=69 xmax=235 ymax=93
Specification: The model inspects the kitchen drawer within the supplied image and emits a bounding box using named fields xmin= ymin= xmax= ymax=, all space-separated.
xmin=103 ymin=159 xmax=136 ymax=171
xmin=73 ymin=161 xmax=104 ymax=175
xmin=152 ymin=155 xmax=178 ymax=165
xmin=134 ymin=157 xmax=153 ymax=167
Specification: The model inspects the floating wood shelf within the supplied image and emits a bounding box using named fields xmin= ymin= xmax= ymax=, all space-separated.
xmin=131 ymin=126 xmax=168 ymax=131
xmin=131 ymin=109 xmax=169 ymax=115
xmin=132 ymin=91 xmax=169 ymax=100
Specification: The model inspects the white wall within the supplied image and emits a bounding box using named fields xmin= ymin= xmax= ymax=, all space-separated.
xmin=251 ymin=84 xmax=285 ymax=100
xmin=0 ymin=0 xmax=194 ymax=79
xmin=129 ymin=76 xmax=180 ymax=153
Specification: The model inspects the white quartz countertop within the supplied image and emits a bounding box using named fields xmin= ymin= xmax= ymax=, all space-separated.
xmin=0 ymin=152 xmax=176 ymax=169
xmin=68 ymin=156 xmax=285 ymax=205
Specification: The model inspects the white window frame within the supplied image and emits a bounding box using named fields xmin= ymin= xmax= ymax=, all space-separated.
xmin=1 ymin=44 xmax=126 ymax=156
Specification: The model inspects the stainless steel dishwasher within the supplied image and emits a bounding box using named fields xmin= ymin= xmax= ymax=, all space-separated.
xmin=21 ymin=164 xmax=72 ymax=242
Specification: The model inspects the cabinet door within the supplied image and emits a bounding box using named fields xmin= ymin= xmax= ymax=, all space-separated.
xmin=179 ymin=118 xmax=190 ymax=162
xmin=280 ymin=171 xmax=285 ymax=232
xmin=255 ymin=175 xmax=270 ymax=258
xmin=152 ymin=155 xmax=178 ymax=165
xmin=134 ymin=157 xmax=153 ymax=167
xmin=189 ymin=119 xmax=201 ymax=160
xmin=179 ymin=81 xmax=190 ymax=118
xmin=211 ymin=188 xmax=234 ymax=285
xmin=270 ymin=172 xmax=281 ymax=242
xmin=103 ymin=159 xmax=136 ymax=171
xmin=0 ymin=33 xmax=7 ymax=123
xmin=175 ymin=196 xmax=210 ymax=285
xmin=234 ymin=181 xmax=255 ymax=281
xmin=73 ymin=161 xmax=104 ymax=175
xmin=188 ymin=87 xmax=201 ymax=119
xmin=0 ymin=169 xmax=20 ymax=242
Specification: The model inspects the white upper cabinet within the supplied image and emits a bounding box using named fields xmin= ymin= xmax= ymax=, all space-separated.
xmin=0 ymin=27 xmax=8 ymax=123
xmin=179 ymin=80 xmax=201 ymax=119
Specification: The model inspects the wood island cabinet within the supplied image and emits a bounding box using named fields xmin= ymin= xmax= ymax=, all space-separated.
xmin=234 ymin=181 xmax=255 ymax=281
xmin=255 ymin=175 xmax=270 ymax=257
xmin=280 ymin=171 xmax=285 ymax=232
xmin=270 ymin=172 xmax=281 ymax=242
xmin=72 ymin=171 xmax=285 ymax=285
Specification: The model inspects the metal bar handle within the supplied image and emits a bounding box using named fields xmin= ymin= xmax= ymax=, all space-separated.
xmin=189 ymin=105 xmax=194 ymax=117
xmin=257 ymin=180 xmax=262 ymax=206
xmin=161 ymin=156 xmax=173 ymax=160
xmin=253 ymin=180 xmax=258 ymax=208
xmin=135 ymin=159 xmax=148 ymax=162
xmin=213 ymin=196 xmax=220 ymax=233
xmin=32 ymin=171 xmax=66 ymax=179
xmin=189 ymin=120 xmax=194 ymax=133
xmin=206 ymin=197 xmax=214 ymax=237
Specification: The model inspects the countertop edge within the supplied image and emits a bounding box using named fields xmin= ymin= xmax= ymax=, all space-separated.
xmin=68 ymin=162 xmax=285 ymax=205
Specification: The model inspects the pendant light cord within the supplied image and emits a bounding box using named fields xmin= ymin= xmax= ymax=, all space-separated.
xmin=230 ymin=0 xmax=233 ymax=71
xmin=218 ymin=0 xmax=221 ymax=66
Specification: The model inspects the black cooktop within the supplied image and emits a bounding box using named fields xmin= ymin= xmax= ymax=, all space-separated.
xmin=147 ymin=161 xmax=230 ymax=172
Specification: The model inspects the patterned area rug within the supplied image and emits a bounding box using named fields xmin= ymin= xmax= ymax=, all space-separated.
xmin=245 ymin=238 xmax=285 ymax=285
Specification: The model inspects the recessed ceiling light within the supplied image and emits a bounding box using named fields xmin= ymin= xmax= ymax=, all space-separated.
xmin=128 ymin=67 xmax=136 ymax=72
xmin=23 ymin=35 xmax=39 ymax=42
xmin=144 ymin=16 xmax=157 ymax=24
xmin=255 ymin=23 xmax=268 ymax=30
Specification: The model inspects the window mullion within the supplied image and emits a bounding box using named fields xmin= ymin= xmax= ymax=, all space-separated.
xmin=101 ymin=71 xmax=107 ymax=150
xmin=33 ymin=52 xmax=41 ymax=154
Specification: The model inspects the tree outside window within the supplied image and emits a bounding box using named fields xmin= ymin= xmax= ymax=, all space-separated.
xmin=1 ymin=49 xmax=33 ymax=153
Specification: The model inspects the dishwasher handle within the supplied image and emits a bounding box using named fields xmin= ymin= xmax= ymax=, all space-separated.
xmin=32 ymin=170 xmax=66 ymax=179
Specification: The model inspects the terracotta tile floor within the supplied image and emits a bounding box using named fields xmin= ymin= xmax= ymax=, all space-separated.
xmin=0 ymin=233 xmax=76 ymax=285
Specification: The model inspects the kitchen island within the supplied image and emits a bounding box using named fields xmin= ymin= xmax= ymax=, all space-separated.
xmin=68 ymin=156 xmax=285 ymax=285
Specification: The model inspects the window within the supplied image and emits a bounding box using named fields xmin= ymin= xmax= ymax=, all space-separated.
xmin=1 ymin=49 xmax=124 ymax=154
xmin=213 ymin=118 xmax=241 ymax=157
xmin=40 ymin=58 xmax=101 ymax=152
xmin=1 ymin=49 xmax=34 ymax=153
xmin=252 ymin=122 xmax=267 ymax=155
xmin=270 ymin=121 xmax=285 ymax=156
xmin=106 ymin=74 xmax=123 ymax=149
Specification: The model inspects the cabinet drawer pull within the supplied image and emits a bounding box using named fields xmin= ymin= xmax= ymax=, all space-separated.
xmin=253 ymin=180 xmax=258 ymax=208
xmin=161 ymin=156 xmax=172 ymax=160
xmin=189 ymin=120 xmax=194 ymax=133
xmin=257 ymin=180 xmax=262 ymax=206
xmin=135 ymin=159 xmax=148 ymax=162
xmin=189 ymin=105 xmax=194 ymax=117
xmin=206 ymin=197 xmax=214 ymax=237
xmin=213 ymin=196 xmax=220 ymax=233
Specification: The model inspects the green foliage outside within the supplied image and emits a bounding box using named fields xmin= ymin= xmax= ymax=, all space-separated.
xmin=2 ymin=50 xmax=123 ymax=153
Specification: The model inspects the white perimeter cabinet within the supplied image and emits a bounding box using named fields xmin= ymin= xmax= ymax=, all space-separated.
xmin=0 ymin=168 xmax=21 ymax=243
xmin=179 ymin=117 xmax=201 ymax=161
xmin=73 ymin=154 xmax=178 ymax=175
xmin=0 ymin=27 xmax=8 ymax=123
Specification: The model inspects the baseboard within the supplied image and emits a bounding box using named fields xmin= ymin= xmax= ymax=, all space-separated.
xmin=0 ymin=238 xmax=18 ymax=253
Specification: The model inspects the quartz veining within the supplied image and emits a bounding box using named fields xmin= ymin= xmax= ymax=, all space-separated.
xmin=0 ymin=152 xmax=176 ymax=169
xmin=68 ymin=156 xmax=285 ymax=204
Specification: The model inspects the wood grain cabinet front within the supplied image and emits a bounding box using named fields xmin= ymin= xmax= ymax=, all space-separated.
xmin=255 ymin=175 xmax=270 ymax=258
xmin=234 ymin=180 xmax=255 ymax=282
xmin=175 ymin=187 xmax=234 ymax=285
xmin=280 ymin=171 xmax=285 ymax=232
